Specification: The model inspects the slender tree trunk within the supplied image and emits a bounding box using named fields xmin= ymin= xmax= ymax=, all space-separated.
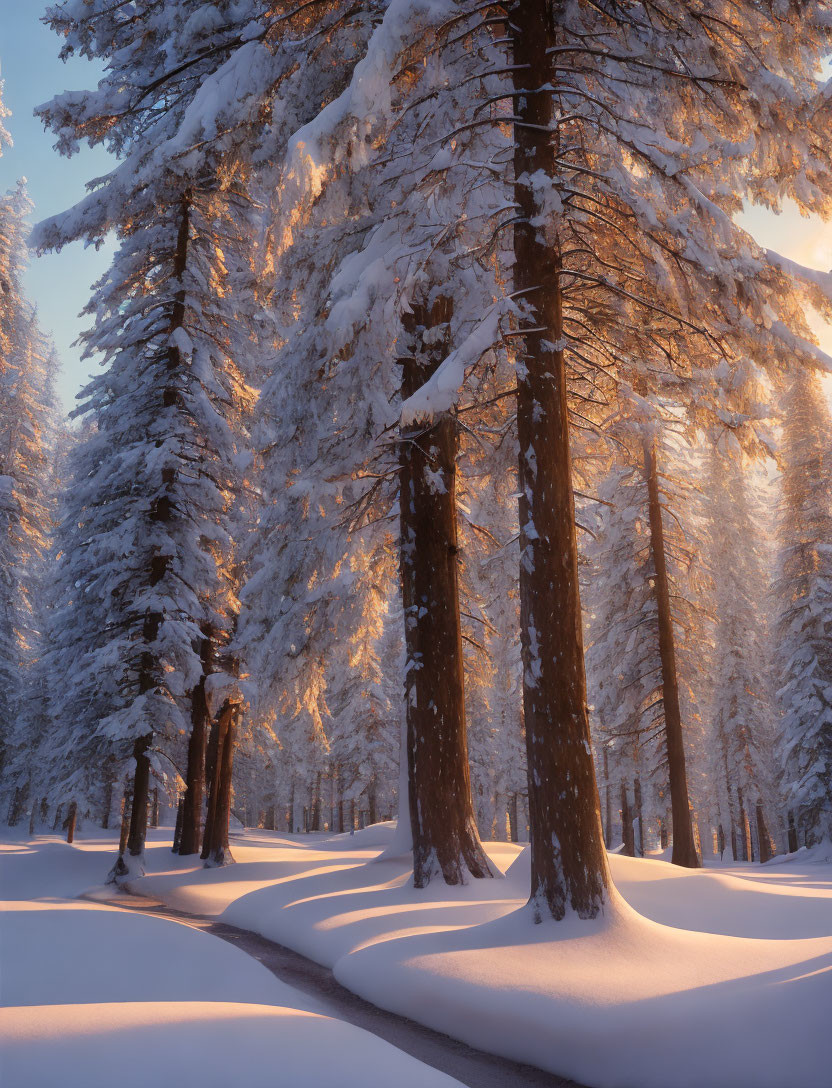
xmin=602 ymin=747 xmax=613 ymax=849
xmin=620 ymin=782 xmax=635 ymax=857
xmin=643 ymin=438 xmax=701 ymax=868
xmin=367 ymin=775 xmax=377 ymax=827
xmin=508 ymin=793 xmax=519 ymax=844
xmin=172 ymin=797 xmax=184 ymax=853
xmin=101 ymin=764 xmax=114 ymax=829
xmin=66 ymin=801 xmax=77 ymax=844
xmin=737 ymin=786 xmax=749 ymax=862
xmin=399 ymin=298 xmax=493 ymax=888
xmin=202 ymin=700 xmax=238 ymax=867
xmin=52 ymin=803 xmax=63 ymax=832
xmin=511 ymin=1 xmax=610 ymax=920
xmin=28 ymin=801 xmax=37 ymax=836
xmin=634 ymin=777 xmax=645 ymax=857
xmin=265 ymin=805 xmax=275 ymax=831
xmin=349 ymin=798 xmax=355 ymax=833
xmin=787 ymin=809 xmax=798 ymax=854
xmin=127 ymin=736 xmax=151 ymax=857
xmin=179 ymin=629 xmax=212 ymax=855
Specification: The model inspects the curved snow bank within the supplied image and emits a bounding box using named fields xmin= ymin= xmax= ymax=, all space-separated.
xmin=0 ymin=835 xmax=464 ymax=1088
xmin=129 ymin=831 xmax=832 ymax=1088
xmin=335 ymin=898 xmax=832 ymax=1088
xmin=0 ymin=1002 xmax=461 ymax=1088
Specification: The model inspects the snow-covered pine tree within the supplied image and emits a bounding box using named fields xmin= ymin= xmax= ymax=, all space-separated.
xmin=34 ymin=0 xmax=260 ymax=873
xmin=242 ymin=0 xmax=509 ymax=886
xmin=774 ymin=369 xmax=832 ymax=850
xmin=704 ymin=440 xmax=780 ymax=862
xmin=0 ymin=177 xmax=60 ymax=826
xmin=392 ymin=0 xmax=832 ymax=918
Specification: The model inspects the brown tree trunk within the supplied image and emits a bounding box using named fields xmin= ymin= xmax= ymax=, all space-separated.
xmin=643 ymin=438 xmax=701 ymax=868
xmin=202 ymin=700 xmax=238 ymax=867
xmin=312 ymin=771 xmax=322 ymax=832
xmin=787 ymin=810 xmax=798 ymax=854
xmin=127 ymin=736 xmax=151 ymax=857
xmin=101 ymin=763 xmax=114 ymax=829
xmin=179 ymin=629 xmax=212 ymax=855
xmin=508 ymin=794 xmax=519 ymax=843
xmin=737 ymin=786 xmax=750 ymax=862
xmin=756 ymin=804 xmax=772 ymax=863
xmin=172 ymin=797 xmax=184 ymax=853
xmin=399 ymin=298 xmax=493 ymax=888
xmin=602 ymin=747 xmax=613 ymax=849
xmin=634 ymin=777 xmax=645 ymax=857
xmin=367 ymin=775 xmax=377 ymax=827
xmin=66 ymin=801 xmax=77 ymax=844
xmin=511 ymin=2 xmax=610 ymax=920
xmin=620 ymin=782 xmax=635 ymax=857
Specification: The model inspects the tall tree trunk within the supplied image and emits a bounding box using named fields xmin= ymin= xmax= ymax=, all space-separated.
xmin=756 ymin=803 xmax=772 ymax=863
xmin=511 ymin=1 xmax=610 ymax=920
xmin=787 ymin=809 xmax=798 ymax=854
xmin=620 ymin=782 xmax=635 ymax=857
xmin=643 ymin=438 xmax=701 ymax=868
xmin=367 ymin=774 xmax=377 ymax=827
xmin=52 ymin=803 xmax=63 ymax=832
xmin=399 ymin=298 xmax=493 ymax=888
xmin=66 ymin=801 xmax=77 ymax=844
xmin=28 ymin=800 xmax=37 ymax=836
xmin=602 ymin=747 xmax=613 ymax=849
xmin=634 ymin=777 xmax=645 ymax=857
xmin=202 ymin=700 xmax=238 ymax=867
xmin=737 ymin=786 xmax=749 ymax=862
xmin=172 ymin=797 xmax=184 ymax=853
xmin=179 ymin=629 xmax=212 ymax=855
xmin=101 ymin=763 xmax=115 ymax=829
xmin=127 ymin=736 xmax=151 ymax=858
xmin=508 ymin=793 xmax=519 ymax=844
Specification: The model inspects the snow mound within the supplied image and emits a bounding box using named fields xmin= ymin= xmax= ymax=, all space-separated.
xmin=0 ymin=1002 xmax=460 ymax=1088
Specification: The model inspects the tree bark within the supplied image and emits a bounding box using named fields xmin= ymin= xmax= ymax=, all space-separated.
xmin=202 ymin=700 xmax=238 ymax=867
xmin=28 ymin=800 xmax=37 ymax=836
xmin=787 ymin=810 xmax=798 ymax=854
xmin=66 ymin=801 xmax=77 ymax=844
xmin=179 ymin=629 xmax=212 ymax=855
xmin=52 ymin=803 xmax=63 ymax=832
xmin=511 ymin=1 xmax=610 ymax=920
xmin=127 ymin=736 xmax=151 ymax=857
xmin=752 ymin=805 xmax=774 ymax=861
xmin=602 ymin=747 xmax=613 ymax=849
xmin=620 ymin=782 xmax=635 ymax=857
xmin=643 ymin=438 xmax=701 ymax=868
xmin=399 ymin=297 xmax=493 ymax=888
xmin=634 ymin=777 xmax=645 ymax=857
xmin=172 ymin=797 xmax=184 ymax=853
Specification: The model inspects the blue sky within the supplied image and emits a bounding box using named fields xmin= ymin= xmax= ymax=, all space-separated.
xmin=1 ymin=3 xmax=830 ymax=414
xmin=0 ymin=0 xmax=115 ymax=414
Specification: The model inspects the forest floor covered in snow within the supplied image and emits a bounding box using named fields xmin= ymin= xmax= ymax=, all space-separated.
xmin=3 ymin=824 xmax=832 ymax=1088
xmin=0 ymin=829 xmax=465 ymax=1088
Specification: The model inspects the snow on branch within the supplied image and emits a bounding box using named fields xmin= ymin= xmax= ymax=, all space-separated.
xmin=400 ymin=305 xmax=502 ymax=424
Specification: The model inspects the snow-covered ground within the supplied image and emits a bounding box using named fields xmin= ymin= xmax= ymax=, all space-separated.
xmin=4 ymin=824 xmax=832 ymax=1088
xmin=0 ymin=829 xmax=463 ymax=1088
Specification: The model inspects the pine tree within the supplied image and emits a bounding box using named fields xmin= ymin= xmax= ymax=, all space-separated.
xmin=774 ymin=369 xmax=832 ymax=849
xmin=35 ymin=1 xmax=260 ymax=872
xmin=0 ymin=174 xmax=60 ymax=824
